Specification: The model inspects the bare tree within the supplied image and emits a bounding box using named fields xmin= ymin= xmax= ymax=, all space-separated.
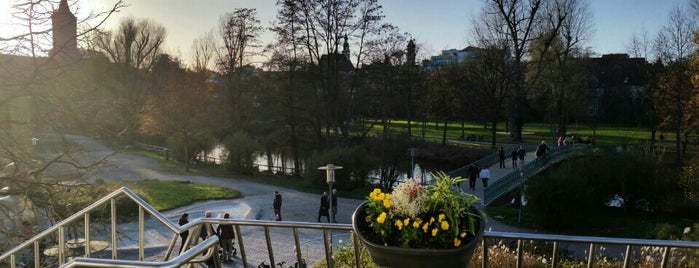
xmin=1 ymin=0 xmax=124 ymax=253
xmin=652 ymin=7 xmax=697 ymax=161
xmin=93 ymin=17 xmax=166 ymax=71
xmin=190 ymin=30 xmax=217 ymax=72
xmin=474 ymin=0 xmax=567 ymax=142
xmin=529 ymin=0 xmax=593 ymax=139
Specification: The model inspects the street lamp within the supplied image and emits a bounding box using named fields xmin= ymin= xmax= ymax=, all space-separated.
xmin=318 ymin=164 xmax=342 ymax=267
xmin=408 ymin=148 xmax=416 ymax=179
xmin=318 ymin=164 xmax=343 ymax=220
xmin=518 ymin=165 xmax=524 ymax=225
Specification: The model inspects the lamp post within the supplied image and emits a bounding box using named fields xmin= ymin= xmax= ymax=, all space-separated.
xmin=518 ymin=165 xmax=524 ymax=225
xmin=408 ymin=148 xmax=416 ymax=180
xmin=318 ymin=164 xmax=342 ymax=267
xmin=318 ymin=164 xmax=343 ymax=216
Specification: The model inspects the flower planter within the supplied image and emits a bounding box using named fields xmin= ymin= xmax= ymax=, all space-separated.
xmin=352 ymin=202 xmax=485 ymax=268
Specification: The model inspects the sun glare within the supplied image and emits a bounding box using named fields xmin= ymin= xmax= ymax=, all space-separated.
xmin=0 ymin=0 xmax=11 ymax=24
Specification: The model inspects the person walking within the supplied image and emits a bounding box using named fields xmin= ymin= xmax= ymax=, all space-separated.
xmin=199 ymin=211 xmax=214 ymax=241
xmin=199 ymin=211 xmax=217 ymax=268
xmin=273 ymin=191 xmax=282 ymax=221
xmin=510 ymin=147 xmax=518 ymax=168
xmin=479 ymin=166 xmax=490 ymax=188
xmin=331 ymin=188 xmax=338 ymax=223
xmin=216 ymin=213 xmax=236 ymax=262
xmin=518 ymin=145 xmax=526 ymax=166
xmin=536 ymin=141 xmax=550 ymax=165
xmin=178 ymin=213 xmax=189 ymax=254
xmin=317 ymin=192 xmax=330 ymax=223
xmin=468 ymin=165 xmax=479 ymax=191
xmin=498 ymin=147 xmax=506 ymax=168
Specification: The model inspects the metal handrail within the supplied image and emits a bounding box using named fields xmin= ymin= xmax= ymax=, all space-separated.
xmin=3 ymin=186 xmax=699 ymax=268
xmin=482 ymin=144 xmax=589 ymax=205
xmin=0 ymin=187 xmax=216 ymax=268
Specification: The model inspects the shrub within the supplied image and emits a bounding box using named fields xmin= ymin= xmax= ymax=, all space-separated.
xmin=222 ymin=131 xmax=260 ymax=174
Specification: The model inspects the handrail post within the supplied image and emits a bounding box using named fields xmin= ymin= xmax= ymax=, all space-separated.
xmin=84 ymin=213 xmax=90 ymax=258
xmin=111 ymin=198 xmax=117 ymax=259
xmin=139 ymin=206 xmax=145 ymax=261
xmin=586 ymin=243 xmax=595 ymax=268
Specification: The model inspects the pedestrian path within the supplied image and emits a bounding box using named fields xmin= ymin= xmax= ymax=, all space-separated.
xmin=64 ymin=135 xmax=549 ymax=266
xmin=459 ymin=148 xmax=539 ymax=205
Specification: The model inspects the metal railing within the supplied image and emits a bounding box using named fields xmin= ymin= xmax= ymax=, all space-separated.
xmin=2 ymin=186 xmax=699 ymax=267
xmin=482 ymin=144 xmax=592 ymax=205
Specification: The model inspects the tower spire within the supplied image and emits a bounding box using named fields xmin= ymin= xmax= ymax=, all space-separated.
xmin=50 ymin=0 xmax=80 ymax=60
xmin=342 ymin=35 xmax=350 ymax=60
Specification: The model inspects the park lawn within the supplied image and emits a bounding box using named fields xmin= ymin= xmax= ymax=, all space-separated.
xmin=376 ymin=119 xmax=655 ymax=145
xmin=105 ymin=180 xmax=241 ymax=211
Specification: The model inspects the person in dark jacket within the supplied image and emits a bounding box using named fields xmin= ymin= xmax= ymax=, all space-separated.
xmin=468 ymin=165 xmax=479 ymax=191
xmin=498 ymin=147 xmax=506 ymax=168
xmin=317 ymin=192 xmax=330 ymax=222
xmin=518 ymin=145 xmax=526 ymax=166
xmin=331 ymin=188 xmax=338 ymax=223
xmin=216 ymin=213 xmax=236 ymax=262
xmin=273 ymin=191 xmax=282 ymax=221
xmin=510 ymin=147 xmax=519 ymax=168
xmin=178 ymin=213 xmax=189 ymax=254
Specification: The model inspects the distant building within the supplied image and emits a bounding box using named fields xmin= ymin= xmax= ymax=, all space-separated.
xmin=50 ymin=0 xmax=81 ymax=61
xmin=422 ymin=46 xmax=481 ymax=70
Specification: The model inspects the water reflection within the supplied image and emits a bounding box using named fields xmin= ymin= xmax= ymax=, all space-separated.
xmin=367 ymin=164 xmax=434 ymax=185
xmin=199 ymin=145 xmax=435 ymax=184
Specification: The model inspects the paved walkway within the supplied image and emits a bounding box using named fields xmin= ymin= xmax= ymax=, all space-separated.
xmin=62 ymin=136 xmax=546 ymax=267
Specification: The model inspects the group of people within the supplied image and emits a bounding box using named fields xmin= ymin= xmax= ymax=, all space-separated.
xmin=174 ymin=188 xmax=340 ymax=265
xmin=467 ymin=165 xmax=490 ymax=190
xmin=498 ymin=145 xmax=527 ymax=169
xmin=272 ymin=188 xmax=341 ymax=223
xmin=317 ymin=189 xmax=338 ymax=223
xmin=177 ymin=210 xmax=237 ymax=266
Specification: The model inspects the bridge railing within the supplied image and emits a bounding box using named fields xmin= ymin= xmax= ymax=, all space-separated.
xmin=3 ymin=187 xmax=699 ymax=268
xmin=482 ymin=144 xmax=591 ymax=205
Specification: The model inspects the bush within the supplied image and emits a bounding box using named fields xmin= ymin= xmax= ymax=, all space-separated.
xmin=526 ymin=152 xmax=687 ymax=230
xmin=526 ymin=162 xmax=598 ymax=229
xmin=222 ymin=131 xmax=260 ymax=174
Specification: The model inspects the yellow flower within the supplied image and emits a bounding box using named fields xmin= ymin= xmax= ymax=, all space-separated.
xmin=460 ymin=232 xmax=467 ymax=238
xmin=403 ymin=218 xmax=410 ymax=226
xmin=412 ymin=220 xmax=420 ymax=228
xmin=454 ymin=238 xmax=462 ymax=247
xmin=438 ymin=214 xmax=446 ymax=222
xmin=377 ymin=212 xmax=387 ymax=224
xmin=422 ymin=223 xmax=429 ymax=233
xmin=382 ymin=199 xmax=391 ymax=208
xmin=430 ymin=217 xmax=435 ymax=224
xmin=385 ymin=193 xmax=392 ymax=200
xmin=431 ymin=228 xmax=438 ymax=236
xmin=441 ymin=221 xmax=449 ymax=230
xmin=369 ymin=188 xmax=381 ymax=199
xmin=395 ymin=220 xmax=403 ymax=230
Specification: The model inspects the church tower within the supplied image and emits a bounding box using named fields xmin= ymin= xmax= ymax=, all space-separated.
xmin=50 ymin=0 xmax=80 ymax=60
xmin=406 ymin=39 xmax=416 ymax=66
xmin=342 ymin=35 xmax=350 ymax=60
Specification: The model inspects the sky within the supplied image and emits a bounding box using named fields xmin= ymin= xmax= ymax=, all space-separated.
xmin=0 ymin=0 xmax=691 ymax=65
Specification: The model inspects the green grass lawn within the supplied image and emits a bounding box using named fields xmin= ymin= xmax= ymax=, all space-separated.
xmin=382 ymin=120 xmax=663 ymax=146
xmin=104 ymin=180 xmax=241 ymax=211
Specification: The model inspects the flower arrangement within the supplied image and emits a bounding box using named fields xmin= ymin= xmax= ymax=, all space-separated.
xmin=361 ymin=171 xmax=481 ymax=249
